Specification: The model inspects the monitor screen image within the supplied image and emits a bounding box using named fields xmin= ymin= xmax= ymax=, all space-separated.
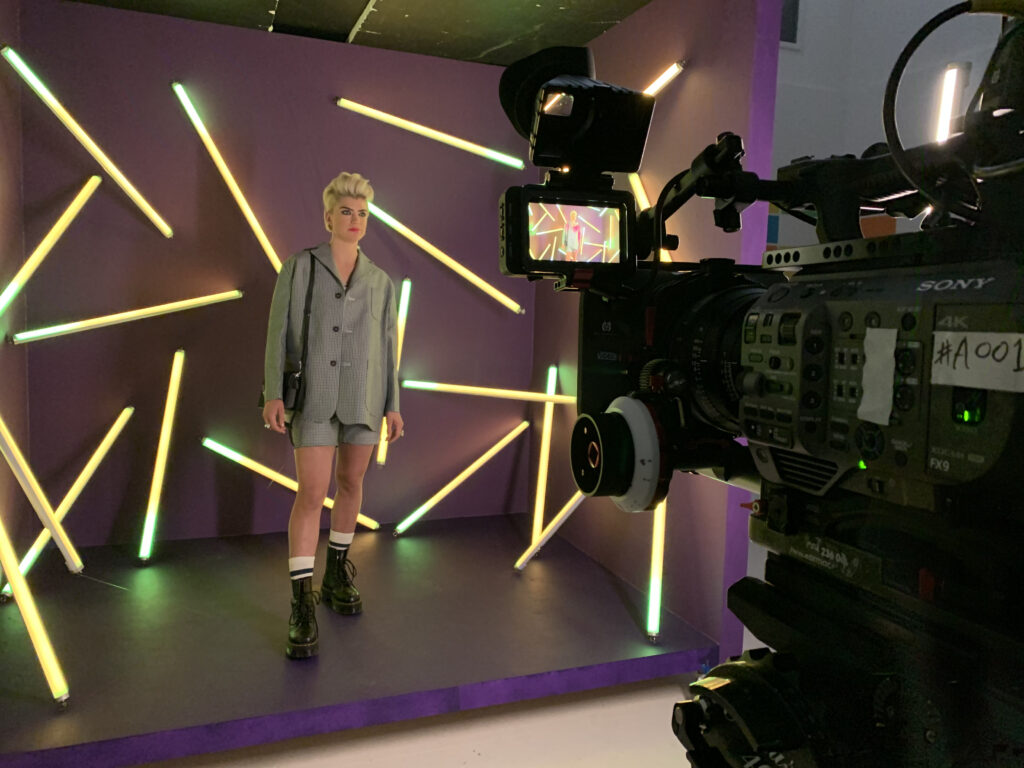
xmin=526 ymin=203 xmax=622 ymax=264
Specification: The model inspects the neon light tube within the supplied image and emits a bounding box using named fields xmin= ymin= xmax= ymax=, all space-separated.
xmin=403 ymin=380 xmax=575 ymax=405
xmin=139 ymin=350 xmax=185 ymax=561
xmin=1 ymin=408 xmax=133 ymax=599
xmin=0 ymin=413 xmax=83 ymax=573
xmin=531 ymin=366 xmax=558 ymax=544
xmin=202 ymin=438 xmax=379 ymax=529
xmin=377 ymin=278 xmax=412 ymax=466
xmin=369 ymin=203 xmax=524 ymax=314
xmin=336 ymin=98 xmax=525 ymax=170
xmin=12 ymin=289 xmax=243 ymax=344
xmin=643 ymin=61 xmax=685 ymax=96
xmin=0 ymin=512 xmax=69 ymax=703
xmin=935 ymin=65 xmax=961 ymax=143
xmin=515 ymin=490 xmax=585 ymax=570
xmin=628 ymin=173 xmax=671 ymax=262
xmin=646 ymin=500 xmax=667 ymax=641
xmin=172 ymin=82 xmax=282 ymax=271
xmin=395 ymin=421 xmax=529 ymax=535
xmin=1 ymin=46 xmax=173 ymax=238
xmin=0 ymin=175 xmax=101 ymax=319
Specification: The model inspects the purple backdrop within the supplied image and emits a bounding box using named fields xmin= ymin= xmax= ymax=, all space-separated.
xmin=14 ymin=0 xmax=536 ymax=547
xmin=532 ymin=0 xmax=782 ymax=652
xmin=0 ymin=0 xmax=31 ymax=551
xmin=7 ymin=0 xmax=783 ymax=658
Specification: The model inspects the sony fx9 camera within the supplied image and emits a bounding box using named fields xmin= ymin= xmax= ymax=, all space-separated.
xmin=498 ymin=3 xmax=1024 ymax=766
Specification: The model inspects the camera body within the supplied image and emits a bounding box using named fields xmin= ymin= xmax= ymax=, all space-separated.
xmin=498 ymin=13 xmax=1024 ymax=765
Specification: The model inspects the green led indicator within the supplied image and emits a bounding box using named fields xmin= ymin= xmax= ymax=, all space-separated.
xmin=858 ymin=460 xmax=868 ymax=470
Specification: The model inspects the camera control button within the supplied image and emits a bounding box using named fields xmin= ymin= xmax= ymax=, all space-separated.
xmin=801 ymin=391 xmax=821 ymax=409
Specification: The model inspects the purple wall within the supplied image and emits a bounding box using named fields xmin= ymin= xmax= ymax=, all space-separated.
xmin=0 ymin=0 xmax=31 ymax=551
xmin=533 ymin=0 xmax=782 ymax=651
xmin=15 ymin=0 xmax=536 ymax=546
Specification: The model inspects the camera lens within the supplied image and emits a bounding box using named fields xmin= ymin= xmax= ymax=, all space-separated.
xmin=571 ymin=412 xmax=635 ymax=496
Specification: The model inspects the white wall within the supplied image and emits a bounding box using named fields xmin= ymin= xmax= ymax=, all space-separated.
xmin=743 ymin=0 xmax=1003 ymax=652
xmin=772 ymin=0 xmax=1001 ymax=246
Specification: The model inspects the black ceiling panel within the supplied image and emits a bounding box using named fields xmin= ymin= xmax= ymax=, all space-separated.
xmin=63 ymin=0 xmax=655 ymax=66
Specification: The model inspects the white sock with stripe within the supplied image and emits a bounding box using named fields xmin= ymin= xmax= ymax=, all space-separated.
xmin=289 ymin=556 xmax=315 ymax=581
xmin=328 ymin=530 xmax=354 ymax=552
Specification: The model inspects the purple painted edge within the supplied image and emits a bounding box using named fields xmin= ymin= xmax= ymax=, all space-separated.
xmin=0 ymin=647 xmax=716 ymax=768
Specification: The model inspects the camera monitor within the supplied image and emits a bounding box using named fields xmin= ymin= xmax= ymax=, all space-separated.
xmin=527 ymin=202 xmax=622 ymax=264
xmin=500 ymin=185 xmax=635 ymax=278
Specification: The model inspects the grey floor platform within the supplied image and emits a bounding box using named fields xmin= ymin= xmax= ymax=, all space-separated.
xmin=0 ymin=515 xmax=716 ymax=767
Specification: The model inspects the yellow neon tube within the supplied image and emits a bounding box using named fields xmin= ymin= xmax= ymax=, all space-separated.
xmin=646 ymin=500 xmax=667 ymax=641
xmin=935 ymin=65 xmax=961 ymax=143
xmin=337 ymin=98 xmax=525 ymax=170
xmin=531 ymin=366 xmax=558 ymax=544
xmin=12 ymin=289 xmax=243 ymax=344
xmin=377 ymin=278 xmax=412 ymax=466
xmin=139 ymin=351 xmax=185 ymax=561
xmin=172 ymin=82 xmax=282 ymax=272
xmin=402 ymin=380 xmax=575 ymax=405
xmin=201 ymin=438 xmax=379 ymax=529
xmin=0 ymin=413 xmax=83 ymax=573
xmin=1 ymin=46 xmax=173 ymax=238
xmin=0 ymin=511 xmax=69 ymax=702
xmin=643 ymin=61 xmax=685 ymax=96
xmin=0 ymin=175 xmax=102 ymax=319
xmin=395 ymin=421 xmax=529 ymax=535
xmin=515 ymin=490 xmax=586 ymax=570
xmin=628 ymin=172 xmax=671 ymax=262
xmin=1 ymin=408 xmax=133 ymax=599
xmin=369 ymin=203 xmax=524 ymax=314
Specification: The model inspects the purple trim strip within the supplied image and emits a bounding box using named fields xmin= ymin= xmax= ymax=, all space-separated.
xmin=0 ymin=648 xmax=715 ymax=768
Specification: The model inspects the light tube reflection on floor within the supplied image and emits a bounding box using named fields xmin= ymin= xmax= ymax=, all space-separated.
xmin=0 ymin=511 xmax=69 ymax=703
xmin=402 ymin=380 xmax=575 ymax=405
xmin=201 ymin=438 xmax=380 ymax=530
xmin=368 ymin=203 xmax=524 ymax=314
xmin=1 ymin=408 xmax=134 ymax=599
xmin=646 ymin=500 xmax=667 ymax=642
xmin=377 ymin=277 xmax=412 ymax=466
xmin=515 ymin=490 xmax=586 ymax=571
xmin=12 ymin=290 xmax=243 ymax=344
xmin=531 ymin=366 xmax=558 ymax=544
xmin=139 ymin=351 xmax=185 ymax=561
xmin=0 ymin=413 xmax=83 ymax=573
xmin=336 ymin=98 xmax=525 ymax=169
xmin=395 ymin=421 xmax=529 ymax=536
xmin=0 ymin=175 xmax=102 ymax=319
xmin=172 ymin=82 xmax=282 ymax=272
xmin=1 ymin=46 xmax=173 ymax=238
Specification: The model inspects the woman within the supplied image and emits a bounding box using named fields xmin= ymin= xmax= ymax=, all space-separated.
xmin=263 ymin=172 xmax=403 ymax=660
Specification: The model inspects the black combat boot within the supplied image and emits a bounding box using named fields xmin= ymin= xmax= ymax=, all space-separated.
xmin=321 ymin=546 xmax=362 ymax=615
xmin=286 ymin=577 xmax=320 ymax=659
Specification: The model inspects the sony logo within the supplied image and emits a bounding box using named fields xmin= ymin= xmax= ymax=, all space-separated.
xmin=917 ymin=277 xmax=996 ymax=292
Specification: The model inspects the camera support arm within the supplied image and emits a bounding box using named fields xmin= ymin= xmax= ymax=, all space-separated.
xmin=637 ymin=132 xmax=747 ymax=259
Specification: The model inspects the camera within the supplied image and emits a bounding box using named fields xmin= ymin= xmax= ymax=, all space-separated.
xmin=499 ymin=5 xmax=1024 ymax=766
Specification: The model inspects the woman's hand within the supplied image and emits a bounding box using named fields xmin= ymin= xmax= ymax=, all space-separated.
xmin=263 ymin=399 xmax=287 ymax=433
xmin=385 ymin=411 xmax=404 ymax=442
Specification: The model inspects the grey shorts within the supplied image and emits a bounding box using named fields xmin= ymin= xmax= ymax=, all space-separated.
xmin=287 ymin=415 xmax=379 ymax=448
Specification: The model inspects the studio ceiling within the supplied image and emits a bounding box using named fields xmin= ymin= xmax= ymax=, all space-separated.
xmin=63 ymin=0 xmax=656 ymax=66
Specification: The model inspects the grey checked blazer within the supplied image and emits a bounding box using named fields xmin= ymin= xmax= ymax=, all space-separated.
xmin=264 ymin=243 xmax=399 ymax=427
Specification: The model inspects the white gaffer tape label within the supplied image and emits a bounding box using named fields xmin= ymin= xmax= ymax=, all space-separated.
xmin=858 ymin=327 xmax=898 ymax=425
xmin=931 ymin=331 xmax=1024 ymax=392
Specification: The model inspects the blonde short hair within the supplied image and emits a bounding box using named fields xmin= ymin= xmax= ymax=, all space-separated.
xmin=323 ymin=172 xmax=374 ymax=216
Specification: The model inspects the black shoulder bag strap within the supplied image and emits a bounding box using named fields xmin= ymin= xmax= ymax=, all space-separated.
xmin=295 ymin=249 xmax=316 ymax=403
